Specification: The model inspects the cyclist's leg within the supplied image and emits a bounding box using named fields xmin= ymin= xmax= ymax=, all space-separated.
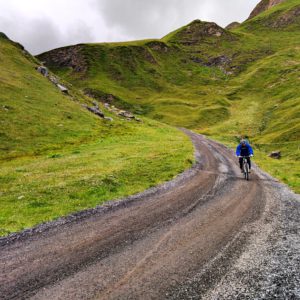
xmin=239 ymin=157 xmax=243 ymax=170
xmin=247 ymin=157 xmax=251 ymax=169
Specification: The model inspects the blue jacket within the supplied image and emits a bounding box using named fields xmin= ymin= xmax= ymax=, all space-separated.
xmin=236 ymin=143 xmax=253 ymax=157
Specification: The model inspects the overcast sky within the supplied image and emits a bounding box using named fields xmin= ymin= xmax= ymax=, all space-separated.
xmin=0 ymin=0 xmax=260 ymax=55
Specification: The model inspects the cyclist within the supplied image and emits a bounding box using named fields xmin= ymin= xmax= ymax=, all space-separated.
xmin=236 ymin=139 xmax=254 ymax=172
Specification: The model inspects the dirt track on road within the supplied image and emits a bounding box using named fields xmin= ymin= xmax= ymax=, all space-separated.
xmin=1 ymin=131 xmax=298 ymax=300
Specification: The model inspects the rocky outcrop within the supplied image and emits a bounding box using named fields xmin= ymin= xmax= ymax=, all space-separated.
xmin=84 ymin=102 xmax=105 ymax=118
xmin=170 ymin=20 xmax=234 ymax=46
xmin=270 ymin=5 xmax=300 ymax=27
xmin=225 ymin=22 xmax=240 ymax=30
xmin=248 ymin=0 xmax=300 ymax=28
xmin=248 ymin=0 xmax=286 ymax=19
xmin=84 ymin=89 xmax=118 ymax=105
xmin=37 ymin=45 xmax=87 ymax=73
xmin=191 ymin=55 xmax=233 ymax=75
xmin=146 ymin=41 xmax=169 ymax=53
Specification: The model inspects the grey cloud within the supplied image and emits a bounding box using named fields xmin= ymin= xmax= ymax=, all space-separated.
xmin=96 ymin=0 xmax=260 ymax=39
xmin=202 ymin=0 xmax=260 ymax=26
xmin=97 ymin=0 xmax=195 ymax=39
xmin=0 ymin=0 xmax=260 ymax=55
xmin=0 ymin=15 xmax=94 ymax=55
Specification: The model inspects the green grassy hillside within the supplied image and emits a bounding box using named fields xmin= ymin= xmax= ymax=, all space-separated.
xmin=38 ymin=0 xmax=300 ymax=192
xmin=0 ymin=34 xmax=194 ymax=235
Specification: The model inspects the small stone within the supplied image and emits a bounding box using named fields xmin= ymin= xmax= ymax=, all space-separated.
xmin=104 ymin=117 xmax=113 ymax=121
xmin=49 ymin=76 xmax=58 ymax=85
xmin=37 ymin=66 xmax=49 ymax=77
xmin=269 ymin=151 xmax=281 ymax=159
xmin=18 ymin=195 xmax=25 ymax=200
xmin=57 ymin=84 xmax=68 ymax=94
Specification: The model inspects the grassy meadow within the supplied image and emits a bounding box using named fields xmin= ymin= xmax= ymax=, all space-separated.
xmin=0 ymin=34 xmax=194 ymax=235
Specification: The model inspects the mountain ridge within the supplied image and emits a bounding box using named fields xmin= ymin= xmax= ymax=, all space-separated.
xmin=36 ymin=0 xmax=300 ymax=192
xmin=248 ymin=0 xmax=287 ymax=19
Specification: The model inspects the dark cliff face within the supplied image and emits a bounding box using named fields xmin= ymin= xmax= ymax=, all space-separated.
xmin=248 ymin=0 xmax=286 ymax=19
xmin=37 ymin=45 xmax=87 ymax=73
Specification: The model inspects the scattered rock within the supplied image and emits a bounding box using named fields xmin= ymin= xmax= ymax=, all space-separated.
xmin=83 ymin=89 xmax=116 ymax=104
xmin=83 ymin=89 xmax=142 ymax=123
xmin=206 ymin=55 xmax=232 ymax=67
xmin=49 ymin=75 xmax=59 ymax=85
xmin=2 ymin=105 xmax=11 ymax=111
xmin=86 ymin=106 xmax=105 ymax=118
xmin=36 ymin=66 xmax=49 ymax=77
xmin=191 ymin=55 xmax=232 ymax=74
xmin=104 ymin=117 xmax=114 ymax=121
xmin=269 ymin=151 xmax=281 ymax=159
xmin=118 ymin=111 xmax=135 ymax=119
xmin=18 ymin=195 xmax=25 ymax=200
xmin=57 ymin=84 xmax=68 ymax=94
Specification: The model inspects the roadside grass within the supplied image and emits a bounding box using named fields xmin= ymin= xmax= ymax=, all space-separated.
xmin=0 ymin=119 xmax=194 ymax=236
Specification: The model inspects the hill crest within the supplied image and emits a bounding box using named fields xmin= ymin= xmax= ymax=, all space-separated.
xmin=248 ymin=0 xmax=287 ymax=19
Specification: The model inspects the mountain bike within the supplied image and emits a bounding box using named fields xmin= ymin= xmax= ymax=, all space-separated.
xmin=240 ymin=156 xmax=250 ymax=181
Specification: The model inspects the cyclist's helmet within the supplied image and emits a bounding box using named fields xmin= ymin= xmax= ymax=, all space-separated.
xmin=240 ymin=139 xmax=247 ymax=145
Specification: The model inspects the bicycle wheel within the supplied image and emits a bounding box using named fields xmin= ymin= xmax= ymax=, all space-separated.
xmin=245 ymin=161 xmax=249 ymax=181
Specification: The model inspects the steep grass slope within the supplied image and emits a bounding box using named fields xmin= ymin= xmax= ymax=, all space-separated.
xmin=0 ymin=34 xmax=194 ymax=235
xmin=38 ymin=0 xmax=300 ymax=192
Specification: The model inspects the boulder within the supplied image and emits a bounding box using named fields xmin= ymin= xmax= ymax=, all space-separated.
xmin=269 ymin=151 xmax=281 ymax=159
xmin=104 ymin=117 xmax=113 ymax=121
xmin=57 ymin=84 xmax=68 ymax=94
xmin=37 ymin=66 xmax=49 ymax=77
xmin=86 ymin=106 xmax=105 ymax=118
xmin=118 ymin=111 xmax=134 ymax=118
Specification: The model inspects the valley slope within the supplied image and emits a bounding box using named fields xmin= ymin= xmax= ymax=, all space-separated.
xmin=0 ymin=33 xmax=193 ymax=235
xmin=39 ymin=0 xmax=300 ymax=192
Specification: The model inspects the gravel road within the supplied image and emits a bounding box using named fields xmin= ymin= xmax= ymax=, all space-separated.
xmin=0 ymin=131 xmax=299 ymax=300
